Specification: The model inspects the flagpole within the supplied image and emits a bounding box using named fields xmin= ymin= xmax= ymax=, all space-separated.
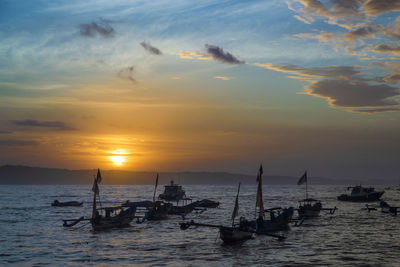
xmin=305 ymin=170 xmax=308 ymax=199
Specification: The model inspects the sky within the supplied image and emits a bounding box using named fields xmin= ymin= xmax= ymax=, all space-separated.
xmin=0 ymin=0 xmax=400 ymax=180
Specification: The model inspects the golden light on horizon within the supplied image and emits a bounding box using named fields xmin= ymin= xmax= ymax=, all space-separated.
xmin=108 ymin=149 xmax=129 ymax=167
xmin=110 ymin=155 xmax=126 ymax=166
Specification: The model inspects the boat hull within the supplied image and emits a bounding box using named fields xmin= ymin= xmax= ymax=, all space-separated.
xmin=92 ymin=216 xmax=134 ymax=231
xmin=52 ymin=201 xmax=83 ymax=207
xmin=219 ymin=227 xmax=253 ymax=243
xmin=337 ymin=191 xmax=384 ymax=202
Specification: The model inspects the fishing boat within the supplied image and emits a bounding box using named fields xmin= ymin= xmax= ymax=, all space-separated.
xmin=337 ymin=185 xmax=384 ymax=202
xmin=63 ymin=169 xmax=136 ymax=230
xmin=159 ymin=180 xmax=186 ymax=201
xmin=296 ymin=171 xmax=322 ymax=218
xmin=180 ymin=182 xmax=283 ymax=243
xmin=51 ymin=200 xmax=83 ymax=207
xmin=249 ymin=165 xmax=294 ymax=233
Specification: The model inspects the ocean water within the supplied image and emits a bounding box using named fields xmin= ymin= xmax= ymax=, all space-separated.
xmin=0 ymin=184 xmax=399 ymax=266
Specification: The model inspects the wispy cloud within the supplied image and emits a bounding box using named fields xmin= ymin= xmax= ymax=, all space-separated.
xmin=79 ymin=20 xmax=115 ymax=38
xmin=12 ymin=120 xmax=75 ymax=130
xmin=117 ymin=66 xmax=136 ymax=83
xmin=205 ymin=44 xmax=245 ymax=64
xmin=214 ymin=76 xmax=231 ymax=81
xmin=361 ymin=0 xmax=400 ymax=16
xmin=177 ymin=51 xmax=212 ymax=60
xmin=0 ymin=139 xmax=39 ymax=146
xmin=140 ymin=42 xmax=162 ymax=55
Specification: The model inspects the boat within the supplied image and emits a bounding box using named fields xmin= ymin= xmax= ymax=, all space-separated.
xmin=296 ymin=171 xmax=322 ymax=218
xmin=249 ymin=165 xmax=294 ymax=233
xmin=380 ymin=201 xmax=398 ymax=215
xmin=337 ymin=185 xmax=384 ymax=202
xmin=298 ymin=199 xmax=322 ymax=218
xmin=179 ymin=183 xmax=283 ymax=243
xmin=159 ymin=180 xmax=186 ymax=201
xmin=63 ymin=169 xmax=136 ymax=230
xmin=51 ymin=200 xmax=83 ymax=207
xmin=196 ymin=199 xmax=220 ymax=208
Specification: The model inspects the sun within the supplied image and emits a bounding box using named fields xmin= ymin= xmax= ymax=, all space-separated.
xmin=110 ymin=155 xmax=126 ymax=166
xmin=108 ymin=149 xmax=129 ymax=167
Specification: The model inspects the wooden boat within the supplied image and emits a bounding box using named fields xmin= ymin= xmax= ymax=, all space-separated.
xmin=298 ymin=199 xmax=322 ymax=218
xmin=180 ymin=183 xmax=283 ymax=243
xmin=51 ymin=200 xmax=83 ymax=207
xmin=337 ymin=185 xmax=384 ymax=202
xmin=196 ymin=199 xmax=220 ymax=208
xmin=295 ymin=171 xmax=336 ymax=220
xmin=249 ymin=165 xmax=294 ymax=233
xmin=63 ymin=169 xmax=136 ymax=230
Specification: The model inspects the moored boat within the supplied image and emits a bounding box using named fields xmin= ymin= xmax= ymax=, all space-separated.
xmin=159 ymin=180 xmax=186 ymax=201
xmin=52 ymin=200 xmax=83 ymax=207
xmin=337 ymin=186 xmax=384 ymax=202
xmin=298 ymin=199 xmax=322 ymax=218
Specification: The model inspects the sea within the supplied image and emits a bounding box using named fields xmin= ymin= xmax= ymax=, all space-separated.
xmin=1 ymin=184 xmax=399 ymax=266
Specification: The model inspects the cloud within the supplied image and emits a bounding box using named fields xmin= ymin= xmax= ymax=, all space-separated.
xmin=205 ymin=44 xmax=245 ymax=64
xmin=344 ymin=26 xmax=377 ymax=43
xmin=350 ymin=107 xmax=400 ymax=113
xmin=256 ymin=62 xmax=400 ymax=110
xmin=177 ymin=51 xmax=212 ymax=60
xmin=372 ymin=44 xmax=400 ymax=54
xmin=255 ymin=63 xmax=360 ymax=79
xmin=79 ymin=20 xmax=115 ymax=38
xmin=0 ymin=139 xmax=39 ymax=146
xmin=361 ymin=0 xmax=400 ymax=16
xmin=140 ymin=42 xmax=162 ymax=55
xmin=214 ymin=76 xmax=231 ymax=81
xmin=306 ymin=79 xmax=400 ymax=107
xmin=117 ymin=66 xmax=136 ymax=83
xmin=12 ymin=119 xmax=75 ymax=130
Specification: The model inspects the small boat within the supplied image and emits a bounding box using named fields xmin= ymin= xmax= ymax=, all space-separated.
xmin=296 ymin=171 xmax=322 ymax=218
xmin=159 ymin=180 xmax=186 ymax=201
xmin=51 ymin=200 xmax=83 ymax=207
xmin=250 ymin=165 xmax=294 ymax=233
xmin=337 ymin=185 xmax=384 ymax=202
xmin=63 ymin=169 xmax=136 ymax=230
xmin=298 ymin=199 xmax=322 ymax=218
xmin=380 ymin=201 xmax=398 ymax=216
xmin=180 ymin=182 xmax=283 ymax=243
xmin=196 ymin=199 xmax=220 ymax=208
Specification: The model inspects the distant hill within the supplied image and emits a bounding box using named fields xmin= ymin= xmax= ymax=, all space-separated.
xmin=0 ymin=165 xmax=390 ymax=185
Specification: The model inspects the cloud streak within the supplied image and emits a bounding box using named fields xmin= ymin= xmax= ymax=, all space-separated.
xmin=79 ymin=20 xmax=115 ymax=38
xmin=205 ymin=44 xmax=245 ymax=64
xmin=0 ymin=139 xmax=39 ymax=146
xmin=12 ymin=120 xmax=75 ymax=130
xmin=117 ymin=66 xmax=136 ymax=83
xmin=140 ymin=42 xmax=162 ymax=55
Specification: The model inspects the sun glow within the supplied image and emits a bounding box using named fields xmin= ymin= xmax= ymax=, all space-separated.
xmin=108 ymin=149 xmax=129 ymax=166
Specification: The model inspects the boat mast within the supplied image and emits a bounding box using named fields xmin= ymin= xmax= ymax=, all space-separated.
xmin=232 ymin=182 xmax=241 ymax=226
xmin=92 ymin=175 xmax=97 ymax=220
xmin=306 ymin=171 xmax=308 ymax=200
xmin=153 ymin=173 xmax=159 ymax=202
xmin=255 ymin=165 xmax=264 ymax=219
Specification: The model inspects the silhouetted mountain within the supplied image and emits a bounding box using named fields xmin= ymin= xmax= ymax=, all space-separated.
xmin=0 ymin=165 xmax=392 ymax=185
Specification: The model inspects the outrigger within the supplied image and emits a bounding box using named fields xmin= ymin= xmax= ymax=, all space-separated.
xmin=364 ymin=201 xmax=398 ymax=216
xmin=63 ymin=169 xmax=136 ymax=230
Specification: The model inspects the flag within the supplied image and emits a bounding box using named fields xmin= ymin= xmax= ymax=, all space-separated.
xmin=92 ymin=168 xmax=102 ymax=195
xmin=297 ymin=171 xmax=307 ymax=185
xmin=231 ymin=183 xmax=241 ymax=221
xmin=96 ymin=168 xmax=102 ymax=183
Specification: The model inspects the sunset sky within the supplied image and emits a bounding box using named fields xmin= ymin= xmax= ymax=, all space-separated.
xmin=1 ymin=0 xmax=400 ymax=180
